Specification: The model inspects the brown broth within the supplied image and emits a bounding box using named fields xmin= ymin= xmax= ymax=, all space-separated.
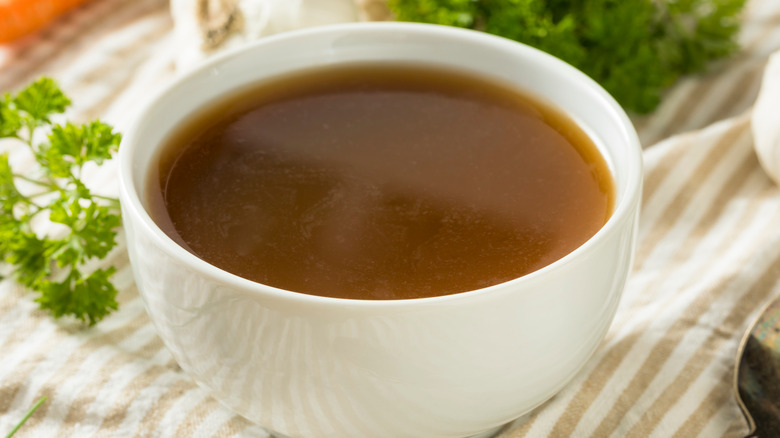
xmin=147 ymin=63 xmax=615 ymax=300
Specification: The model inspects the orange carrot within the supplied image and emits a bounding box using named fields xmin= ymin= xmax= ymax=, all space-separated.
xmin=0 ymin=0 xmax=93 ymax=43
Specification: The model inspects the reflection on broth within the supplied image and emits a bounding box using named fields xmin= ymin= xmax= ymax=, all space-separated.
xmin=147 ymin=63 xmax=614 ymax=299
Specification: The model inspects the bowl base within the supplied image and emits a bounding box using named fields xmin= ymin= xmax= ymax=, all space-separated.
xmin=470 ymin=424 xmax=505 ymax=438
xmin=266 ymin=422 xmax=513 ymax=438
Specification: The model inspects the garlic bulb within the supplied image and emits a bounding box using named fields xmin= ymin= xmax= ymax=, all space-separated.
xmin=752 ymin=50 xmax=780 ymax=186
xmin=171 ymin=0 xmax=360 ymax=70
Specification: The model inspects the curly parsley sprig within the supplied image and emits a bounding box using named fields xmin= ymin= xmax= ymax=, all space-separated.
xmin=389 ymin=0 xmax=747 ymax=114
xmin=0 ymin=78 xmax=122 ymax=326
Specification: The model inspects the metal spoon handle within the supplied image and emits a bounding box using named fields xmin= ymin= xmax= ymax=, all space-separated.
xmin=735 ymin=295 xmax=780 ymax=437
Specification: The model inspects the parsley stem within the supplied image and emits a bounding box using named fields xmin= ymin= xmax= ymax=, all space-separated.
xmin=12 ymin=174 xmax=118 ymax=206
xmin=4 ymin=396 xmax=47 ymax=438
xmin=12 ymin=174 xmax=56 ymax=190
xmin=24 ymin=124 xmax=36 ymax=146
xmin=26 ymin=204 xmax=47 ymax=217
xmin=26 ymin=191 xmax=56 ymax=200
xmin=92 ymin=194 xmax=120 ymax=207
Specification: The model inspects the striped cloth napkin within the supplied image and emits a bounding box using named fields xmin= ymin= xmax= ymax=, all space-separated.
xmin=1 ymin=0 xmax=780 ymax=436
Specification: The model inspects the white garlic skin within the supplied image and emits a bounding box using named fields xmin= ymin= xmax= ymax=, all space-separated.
xmin=752 ymin=50 xmax=780 ymax=186
xmin=171 ymin=0 xmax=359 ymax=70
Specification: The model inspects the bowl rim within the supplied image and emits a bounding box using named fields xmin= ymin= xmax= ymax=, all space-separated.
xmin=118 ymin=21 xmax=643 ymax=309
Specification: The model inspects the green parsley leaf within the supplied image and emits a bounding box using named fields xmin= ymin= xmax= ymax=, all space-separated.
xmin=392 ymin=0 xmax=478 ymax=27
xmin=36 ymin=267 xmax=119 ymax=326
xmin=0 ymin=154 xmax=24 ymax=215
xmin=0 ymin=95 xmax=23 ymax=138
xmin=49 ymin=200 xmax=121 ymax=264
xmin=0 ymin=78 xmax=121 ymax=326
xmin=389 ymin=0 xmax=747 ymax=114
xmin=45 ymin=121 xmax=122 ymax=176
xmin=13 ymin=77 xmax=71 ymax=127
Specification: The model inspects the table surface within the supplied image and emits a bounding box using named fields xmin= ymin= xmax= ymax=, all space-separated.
xmin=2 ymin=0 xmax=780 ymax=436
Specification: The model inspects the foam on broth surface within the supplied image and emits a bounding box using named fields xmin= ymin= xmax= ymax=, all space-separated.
xmin=147 ymin=63 xmax=614 ymax=300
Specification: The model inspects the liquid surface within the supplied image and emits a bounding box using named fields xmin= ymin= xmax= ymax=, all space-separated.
xmin=148 ymin=64 xmax=614 ymax=300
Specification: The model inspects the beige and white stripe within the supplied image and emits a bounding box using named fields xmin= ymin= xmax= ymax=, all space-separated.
xmin=2 ymin=0 xmax=780 ymax=436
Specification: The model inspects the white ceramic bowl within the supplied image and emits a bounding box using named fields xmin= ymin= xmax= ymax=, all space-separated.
xmin=119 ymin=23 xmax=642 ymax=438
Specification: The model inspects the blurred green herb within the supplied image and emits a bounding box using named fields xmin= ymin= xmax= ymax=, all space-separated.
xmin=0 ymin=77 xmax=121 ymax=326
xmin=4 ymin=396 xmax=47 ymax=438
xmin=388 ymin=0 xmax=747 ymax=113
